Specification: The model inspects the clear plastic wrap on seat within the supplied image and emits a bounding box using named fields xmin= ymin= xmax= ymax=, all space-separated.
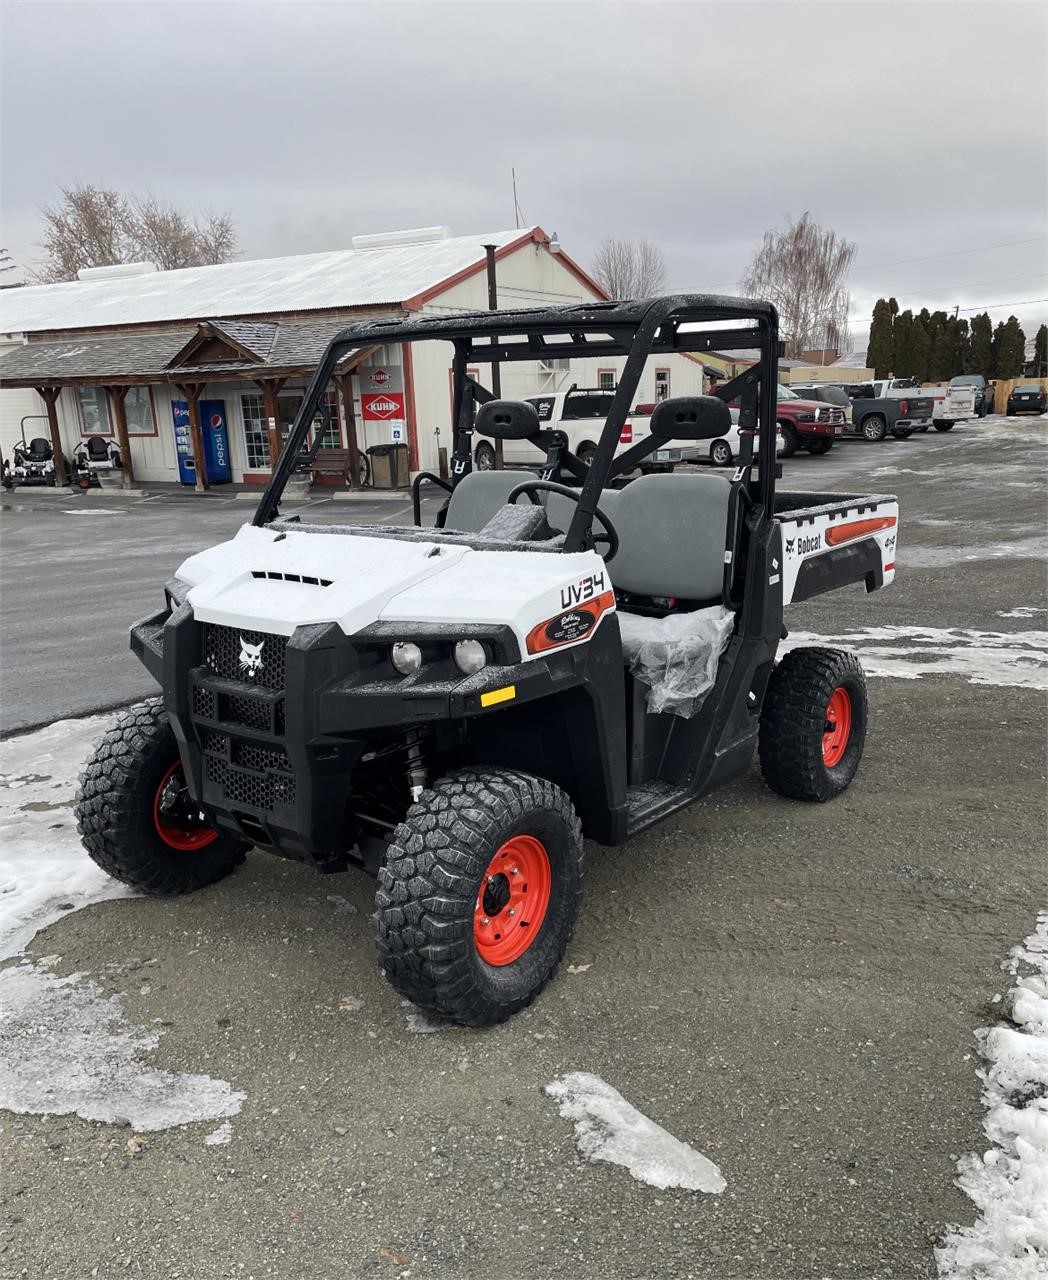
xmin=617 ymin=606 xmax=735 ymax=718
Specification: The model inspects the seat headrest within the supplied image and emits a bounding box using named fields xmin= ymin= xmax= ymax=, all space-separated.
xmin=475 ymin=400 xmax=541 ymax=440
xmin=650 ymin=395 xmax=731 ymax=440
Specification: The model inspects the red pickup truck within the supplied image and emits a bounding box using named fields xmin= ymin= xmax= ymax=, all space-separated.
xmin=774 ymin=385 xmax=846 ymax=456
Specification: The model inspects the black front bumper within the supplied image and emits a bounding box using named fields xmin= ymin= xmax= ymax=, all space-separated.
xmin=131 ymin=607 xmax=540 ymax=871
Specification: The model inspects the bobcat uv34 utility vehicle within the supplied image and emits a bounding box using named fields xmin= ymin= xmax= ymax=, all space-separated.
xmin=76 ymin=296 xmax=900 ymax=1026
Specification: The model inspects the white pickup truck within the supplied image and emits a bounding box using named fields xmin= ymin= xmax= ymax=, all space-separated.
xmin=870 ymin=377 xmax=976 ymax=432
xmin=476 ymin=388 xmax=705 ymax=472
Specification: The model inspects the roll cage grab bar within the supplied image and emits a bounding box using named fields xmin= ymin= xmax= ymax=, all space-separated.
xmin=252 ymin=294 xmax=783 ymax=549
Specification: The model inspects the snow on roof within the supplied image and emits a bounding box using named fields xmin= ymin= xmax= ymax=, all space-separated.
xmin=0 ymin=228 xmax=532 ymax=335
xmin=832 ymin=350 xmax=870 ymax=367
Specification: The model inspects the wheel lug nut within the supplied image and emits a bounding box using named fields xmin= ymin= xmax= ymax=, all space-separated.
xmin=510 ymin=866 xmax=519 ymax=875
xmin=481 ymin=916 xmax=489 ymax=926
xmin=507 ymin=908 xmax=516 ymax=917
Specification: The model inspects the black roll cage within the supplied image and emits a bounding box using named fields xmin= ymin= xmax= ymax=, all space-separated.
xmin=253 ymin=294 xmax=782 ymax=551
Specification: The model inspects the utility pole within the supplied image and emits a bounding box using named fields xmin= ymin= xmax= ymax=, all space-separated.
xmin=483 ymin=243 xmax=503 ymax=469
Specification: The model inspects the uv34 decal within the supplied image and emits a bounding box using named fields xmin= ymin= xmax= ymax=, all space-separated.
xmin=526 ymin=590 xmax=616 ymax=655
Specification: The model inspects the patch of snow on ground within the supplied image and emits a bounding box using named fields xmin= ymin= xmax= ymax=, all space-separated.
xmin=204 ymin=1121 xmax=233 ymax=1146
xmin=936 ymin=914 xmax=1048 ymax=1279
xmin=0 ymin=963 xmax=245 ymax=1131
xmin=545 ymin=1071 xmax=726 ymax=1193
xmin=0 ymin=715 xmax=134 ymax=960
xmin=996 ymin=607 xmax=1048 ymax=620
xmin=780 ymin=626 xmax=1048 ymax=690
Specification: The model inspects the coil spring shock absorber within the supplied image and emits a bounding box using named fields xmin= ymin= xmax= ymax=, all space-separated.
xmin=404 ymin=728 xmax=428 ymax=803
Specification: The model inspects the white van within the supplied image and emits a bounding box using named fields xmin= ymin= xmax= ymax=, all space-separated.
xmin=474 ymin=387 xmax=705 ymax=471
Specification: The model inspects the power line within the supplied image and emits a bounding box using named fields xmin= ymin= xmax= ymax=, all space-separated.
xmin=955 ymin=298 xmax=1048 ymax=313
xmin=888 ymin=272 xmax=1048 ymax=302
xmin=850 ymin=236 xmax=1048 ymax=273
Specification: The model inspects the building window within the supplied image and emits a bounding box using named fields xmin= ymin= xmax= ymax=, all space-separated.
xmin=655 ymin=369 xmax=671 ymax=401
xmin=597 ymin=369 xmax=616 ymax=391
xmin=77 ymin=387 xmax=111 ymax=436
xmin=314 ymin=391 xmax=342 ymax=448
xmin=240 ymin=392 xmax=270 ymax=470
xmin=125 ymin=386 xmax=156 ymax=435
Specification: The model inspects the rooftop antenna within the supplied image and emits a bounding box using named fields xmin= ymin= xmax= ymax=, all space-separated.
xmin=511 ymin=168 xmax=525 ymax=229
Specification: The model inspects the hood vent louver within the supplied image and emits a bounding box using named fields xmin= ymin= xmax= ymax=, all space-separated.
xmin=251 ymin=570 xmax=332 ymax=587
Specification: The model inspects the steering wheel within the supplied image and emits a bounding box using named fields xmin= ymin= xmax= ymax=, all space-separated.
xmin=506 ymin=479 xmax=620 ymax=562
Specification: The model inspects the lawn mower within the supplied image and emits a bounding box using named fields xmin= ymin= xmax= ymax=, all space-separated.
xmin=2 ymin=417 xmax=68 ymax=489
xmin=76 ymin=295 xmax=900 ymax=1025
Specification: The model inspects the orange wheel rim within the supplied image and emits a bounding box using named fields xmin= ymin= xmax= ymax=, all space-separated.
xmin=822 ymin=687 xmax=852 ymax=768
xmin=153 ymin=761 xmax=219 ymax=852
xmin=473 ymin=835 xmax=551 ymax=966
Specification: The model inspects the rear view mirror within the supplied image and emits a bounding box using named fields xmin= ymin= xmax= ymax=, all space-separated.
xmin=650 ymin=395 xmax=731 ymax=441
xmin=474 ymin=400 xmax=542 ymax=440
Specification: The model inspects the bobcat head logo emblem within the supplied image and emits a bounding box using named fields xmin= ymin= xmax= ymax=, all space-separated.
xmin=238 ymin=637 xmax=264 ymax=678
xmin=785 ymin=537 xmax=795 ymax=555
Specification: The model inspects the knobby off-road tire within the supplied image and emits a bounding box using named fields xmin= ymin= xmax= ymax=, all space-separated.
xmin=75 ymin=698 xmax=248 ymax=894
xmin=759 ymin=647 xmax=868 ymax=803
xmin=374 ymin=769 xmax=584 ymax=1026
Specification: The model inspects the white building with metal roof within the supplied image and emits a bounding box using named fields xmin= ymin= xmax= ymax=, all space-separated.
xmin=0 ymin=226 xmax=704 ymax=489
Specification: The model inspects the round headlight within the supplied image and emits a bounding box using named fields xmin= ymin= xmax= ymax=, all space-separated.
xmin=391 ymin=641 xmax=422 ymax=675
xmin=453 ymin=639 xmax=487 ymax=674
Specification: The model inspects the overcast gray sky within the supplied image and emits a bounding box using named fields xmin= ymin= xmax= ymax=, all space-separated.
xmin=2 ymin=0 xmax=1046 ymax=340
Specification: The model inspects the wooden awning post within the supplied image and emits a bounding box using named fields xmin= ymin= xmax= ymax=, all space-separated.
xmin=256 ymin=377 xmax=287 ymax=474
xmin=104 ymin=386 xmax=136 ymax=488
xmin=336 ymin=373 xmax=360 ymax=489
xmin=176 ymin=383 xmax=209 ymax=492
xmin=34 ymin=386 xmax=67 ymax=486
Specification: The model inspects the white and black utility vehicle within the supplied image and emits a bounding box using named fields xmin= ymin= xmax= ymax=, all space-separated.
xmin=76 ymin=297 xmax=900 ymax=1026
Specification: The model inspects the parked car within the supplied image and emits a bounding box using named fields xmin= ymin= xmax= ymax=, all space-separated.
xmin=790 ymin=384 xmax=854 ymax=424
xmin=920 ymin=383 xmax=979 ymax=429
xmin=1006 ymin=384 xmax=1047 ymax=415
xmin=949 ymin=374 xmax=994 ymax=417
xmin=834 ymin=382 xmax=935 ymax=440
xmin=774 ymin=385 xmax=845 ymax=457
xmin=715 ymin=412 xmax=783 ymax=466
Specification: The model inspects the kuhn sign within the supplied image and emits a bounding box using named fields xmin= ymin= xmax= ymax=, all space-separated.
xmin=361 ymin=392 xmax=406 ymax=421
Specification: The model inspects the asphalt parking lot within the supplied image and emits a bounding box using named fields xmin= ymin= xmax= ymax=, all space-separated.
xmin=1 ymin=417 xmax=1045 ymax=1279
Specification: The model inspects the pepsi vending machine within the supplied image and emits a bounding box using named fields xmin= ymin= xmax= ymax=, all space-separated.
xmin=171 ymin=400 xmax=232 ymax=485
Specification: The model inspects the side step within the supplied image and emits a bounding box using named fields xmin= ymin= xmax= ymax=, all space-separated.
xmin=625 ymin=779 xmax=696 ymax=837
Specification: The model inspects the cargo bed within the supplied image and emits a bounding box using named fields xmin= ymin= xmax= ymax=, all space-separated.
xmin=773 ymin=490 xmax=899 ymax=604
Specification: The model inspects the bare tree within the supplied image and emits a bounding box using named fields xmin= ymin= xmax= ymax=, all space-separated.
xmin=741 ymin=212 xmax=856 ymax=358
xmin=30 ymin=184 xmax=238 ymax=282
xmin=591 ymin=237 xmax=667 ymax=299
xmin=0 ymin=249 xmax=17 ymax=274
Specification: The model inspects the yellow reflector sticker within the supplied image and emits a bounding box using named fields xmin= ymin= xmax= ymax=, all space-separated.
xmin=480 ymin=685 xmax=516 ymax=708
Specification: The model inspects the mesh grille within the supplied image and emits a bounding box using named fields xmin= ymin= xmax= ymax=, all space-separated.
xmin=205 ymin=754 xmax=296 ymax=810
xmin=223 ymin=692 xmax=274 ymax=732
xmin=193 ymin=687 xmax=217 ymax=720
xmin=232 ymin=740 xmax=290 ymax=773
xmin=203 ymin=625 xmax=287 ymax=691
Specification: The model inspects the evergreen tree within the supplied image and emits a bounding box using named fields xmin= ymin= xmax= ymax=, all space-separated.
xmin=1033 ymin=324 xmax=1047 ymax=377
xmin=991 ymin=316 xmax=1026 ymax=379
xmin=892 ymin=310 xmax=915 ymax=376
xmin=911 ymin=308 xmax=932 ymax=382
xmin=953 ymin=318 xmax=970 ymax=376
xmin=969 ymin=313 xmax=993 ymax=374
xmin=866 ymin=298 xmax=894 ymax=376
xmin=928 ymin=310 xmax=952 ymax=381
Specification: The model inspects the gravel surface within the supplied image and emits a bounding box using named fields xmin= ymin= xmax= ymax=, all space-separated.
xmin=1 ymin=417 xmax=1044 ymax=1279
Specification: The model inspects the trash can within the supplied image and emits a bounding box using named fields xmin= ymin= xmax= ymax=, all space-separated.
xmin=368 ymin=442 xmax=409 ymax=489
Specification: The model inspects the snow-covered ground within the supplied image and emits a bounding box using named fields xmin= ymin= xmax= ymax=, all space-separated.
xmin=936 ymin=915 xmax=1048 ymax=1278
xmin=546 ymin=1071 xmax=726 ymax=1193
xmin=0 ymin=713 xmax=246 ymax=1140
xmin=0 ymin=713 xmax=133 ymax=960
xmin=780 ymin=625 xmax=1048 ymax=690
xmin=0 ymin=962 xmax=244 ymax=1132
